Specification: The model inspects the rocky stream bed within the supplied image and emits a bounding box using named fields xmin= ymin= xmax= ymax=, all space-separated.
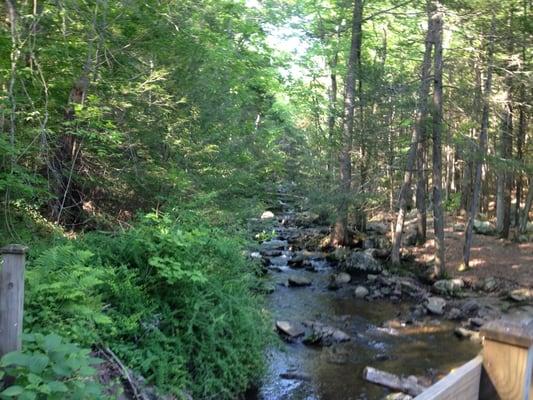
xmin=246 ymin=203 xmax=533 ymax=400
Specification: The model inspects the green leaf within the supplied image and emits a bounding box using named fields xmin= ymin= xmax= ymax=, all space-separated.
xmin=19 ymin=391 xmax=37 ymax=400
xmin=43 ymin=334 xmax=62 ymax=352
xmin=47 ymin=381 xmax=68 ymax=393
xmin=1 ymin=386 xmax=24 ymax=397
xmin=0 ymin=351 xmax=29 ymax=367
xmin=28 ymin=354 xmax=49 ymax=374
xmin=27 ymin=373 xmax=42 ymax=385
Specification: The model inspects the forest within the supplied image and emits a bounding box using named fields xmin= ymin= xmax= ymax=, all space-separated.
xmin=0 ymin=0 xmax=531 ymax=399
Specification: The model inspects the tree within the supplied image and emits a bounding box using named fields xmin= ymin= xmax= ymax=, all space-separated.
xmin=391 ymin=1 xmax=434 ymax=264
xmin=430 ymin=1 xmax=445 ymax=277
xmin=332 ymin=0 xmax=363 ymax=246
xmin=463 ymin=16 xmax=496 ymax=269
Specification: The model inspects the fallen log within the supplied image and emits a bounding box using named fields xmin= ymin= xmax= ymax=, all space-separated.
xmin=362 ymin=366 xmax=428 ymax=396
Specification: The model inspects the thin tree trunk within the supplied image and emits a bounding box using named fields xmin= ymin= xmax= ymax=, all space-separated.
xmin=519 ymin=176 xmax=533 ymax=234
xmin=327 ymin=49 xmax=339 ymax=176
xmin=430 ymin=3 xmax=445 ymax=277
xmin=5 ymin=0 xmax=18 ymax=168
xmin=391 ymin=2 xmax=433 ymax=264
xmin=332 ymin=0 xmax=363 ymax=246
xmin=463 ymin=17 xmax=496 ymax=269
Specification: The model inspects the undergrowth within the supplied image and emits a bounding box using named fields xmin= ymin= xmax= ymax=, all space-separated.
xmin=19 ymin=211 xmax=271 ymax=399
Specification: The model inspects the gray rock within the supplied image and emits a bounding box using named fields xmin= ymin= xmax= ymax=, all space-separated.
xmin=473 ymin=220 xmax=496 ymax=235
xmin=261 ymin=239 xmax=287 ymax=251
xmin=276 ymin=321 xmax=304 ymax=338
xmin=433 ymin=278 xmax=464 ymax=295
xmin=366 ymin=221 xmax=389 ymax=235
xmin=355 ymin=286 xmax=370 ymax=299
xmin=302 ymin=321 xmax=350 ymax=346
xmin=461 ymin=299 xmax=480 ymax=315
xmin=367 ymin=274 xmax=379 ymax=282
xmin=269 ymin=255 xmax=289 ymax=266
xmin=334 ymin=272 xmax=352 ymax=285
xmin=288 ymin=275 xmax=312 ymax=287
xmin=509 ymin=288 xmax=533 ymax=302
xmin=447 ymin=307 xmax=463 ymax=320
xmin=426 ymin=297 xmax=446 ymax=315
xmin=483 ymin=277 xmax=498 ymax=292
xmin=344 ymin=251 xmax=383 ymax=274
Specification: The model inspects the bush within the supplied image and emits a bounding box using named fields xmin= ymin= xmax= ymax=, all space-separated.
xmin=0 ymin=333 xmax=103 ymax=400
xmin=24 ymin=212 xmax=271 ymax=399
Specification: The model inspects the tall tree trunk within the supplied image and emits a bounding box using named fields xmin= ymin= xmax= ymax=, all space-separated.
xmin=463 ymin=17 xmax=496 ymax=269
xmin=332 ymin=0 xmax=363 ymax=246
xmin=327 ymin=49 xmax=338 ymax=176
xmin=515 ymin=100 xmax=526 ymax=224
xmin=391 ymin=2 xmax=433 ymax=264
xmin=495 ymin=11 xmax=515 ymax=238
xmin=430 ymin=3 xmax=445 ymax=277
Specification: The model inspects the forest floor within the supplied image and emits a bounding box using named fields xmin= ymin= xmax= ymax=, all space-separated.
xmin=408 ymin=214 xmax=533 ymax=288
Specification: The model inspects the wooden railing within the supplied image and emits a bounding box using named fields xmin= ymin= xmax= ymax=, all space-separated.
xmin=415 ymin=317 xmax=533 ymax=400
xmin=0 ymin=245 xmax=27 ymax=357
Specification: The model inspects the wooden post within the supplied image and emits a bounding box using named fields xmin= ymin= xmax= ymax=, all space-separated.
xmin=0 ymin=244 xmax=27 ymax=357
xmin=480 ymin=317 xmax=533 ymax=400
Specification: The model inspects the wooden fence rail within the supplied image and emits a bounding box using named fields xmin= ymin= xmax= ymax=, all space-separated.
xmin=415 ymin=317 xmax=533 ymax=400
xmin=0 ymin=245 xmax=28 ymax=357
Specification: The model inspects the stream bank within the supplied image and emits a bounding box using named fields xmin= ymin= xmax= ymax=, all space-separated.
xmin=247 ymin=201 xmax=531 ymax=400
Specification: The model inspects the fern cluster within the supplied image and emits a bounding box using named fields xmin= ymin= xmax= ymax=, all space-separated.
xmin=23 ymin=212 xmax=271 ymax=399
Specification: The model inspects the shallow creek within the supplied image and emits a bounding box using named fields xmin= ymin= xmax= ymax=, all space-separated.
xmin=250 ymin=220 xmax=481 ymax=400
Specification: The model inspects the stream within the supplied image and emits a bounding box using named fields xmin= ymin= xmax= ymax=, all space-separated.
xmin=249 ymin=207 xmax=481 ymax=400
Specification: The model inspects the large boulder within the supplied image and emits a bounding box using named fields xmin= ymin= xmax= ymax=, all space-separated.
xmin=473 ymin=220 xmax=496 ymax=235
xmin=302 ymin=321 xmax=350 ymax=346
xmin=425 ymin=296 xmax=446 ymax=315
xmin=344 ymin=250 xmax=383 ymax=274
xmin=355 ymin=285 xmax=370 ymax=299
xmin=366 ymin=221 xmax=389 ymax=235
xmin=433 ymin=278 xmax=464 ymax=295
xmin=276 ymin=321 xmax=304 ymax=338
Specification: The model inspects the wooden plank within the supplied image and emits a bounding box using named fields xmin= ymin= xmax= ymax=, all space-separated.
xmin=482 ymin=337 xmax=533 ymax=400
xmin=414 ymin=356 xmax=482 ymax=400
xmin=0 ymin=245 xmax=28 ymax=357
xmin=481 ymin=318 xmax=533 ymax=349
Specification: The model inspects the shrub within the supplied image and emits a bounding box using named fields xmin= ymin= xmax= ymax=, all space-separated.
xmin=24 ymin=212 xmax=271 ymax=399
xmin=0 ymin=333 xmax=103 ymax=400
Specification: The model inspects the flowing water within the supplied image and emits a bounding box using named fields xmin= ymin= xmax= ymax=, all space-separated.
xmin=250 ymin=216 xmax=481 ymax=400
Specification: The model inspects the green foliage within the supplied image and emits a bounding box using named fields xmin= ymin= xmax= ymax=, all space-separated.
xmin=24 ymin=212 xmax=271 ymax=399
xmin=25 ymin=246 xmax=112 ymax=344
xmin=0 ymin=333 xmax=103 ymax=400
xmin=445 ymin=193 xmax=462 ymax=213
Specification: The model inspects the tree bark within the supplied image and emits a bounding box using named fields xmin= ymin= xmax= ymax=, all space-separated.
xmin=430 ymin=3 xmax=445 ymax=277
xmin=5 ymin=0 xmax=19 ymax=168
xmin=463 ymin=17 xmax=496 ymax=268
xmin=332 ymin=0 xmax=363 ymax=246
xmin=519 ymin=176 xmax=533 ymax=234
xmin=327 ymin=47 xmax=338 ymax=176
xmin=495 ymin=11 xmax=515 ymax=238
xmin=391 ymin=2 xmax=433 ymax=264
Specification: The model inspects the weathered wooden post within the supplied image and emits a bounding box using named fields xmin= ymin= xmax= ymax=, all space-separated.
xmin=480 ymin=317 xmax=533 ymax=400
xmin=0 ymin=245 xmax=28 ymax=357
